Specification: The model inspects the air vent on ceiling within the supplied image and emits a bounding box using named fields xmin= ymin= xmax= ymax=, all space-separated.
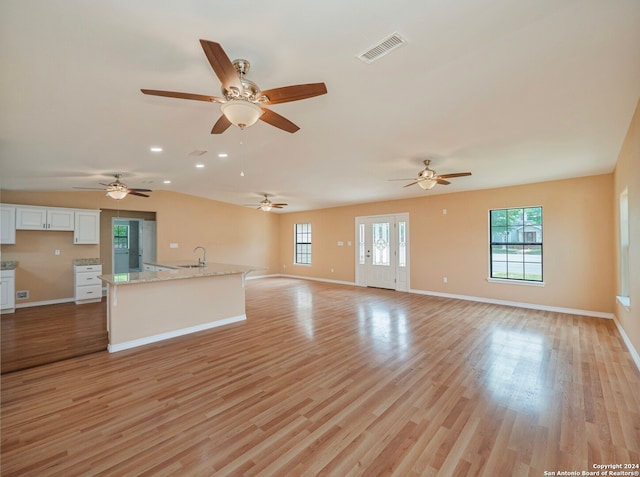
xmin=357 ymin=33 xmax=407 ymax=64
xmin=188 ymin=150 xmax=208 ymax=156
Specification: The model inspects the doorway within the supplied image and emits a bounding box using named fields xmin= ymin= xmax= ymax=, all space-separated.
xmin=355 ymin=213 xmax=409 ymax=291
xmin=112 ymin=218 xmax=157 ymax=274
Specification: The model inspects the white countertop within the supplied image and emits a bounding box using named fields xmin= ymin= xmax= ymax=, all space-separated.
xmin=98 ymin=262 xmax=258 ymax=285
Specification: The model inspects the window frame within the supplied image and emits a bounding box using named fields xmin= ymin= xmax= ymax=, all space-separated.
xmin=113 ymin=224 xmax=129 ymax=250
xmin=489 ymin=206 xmax=543 ymax=284
xmin=294 ymin=223 xmax=312 ymax=266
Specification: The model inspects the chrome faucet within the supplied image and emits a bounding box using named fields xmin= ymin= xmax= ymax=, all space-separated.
xmin=193 ymin=246 xmax=207 ymax=267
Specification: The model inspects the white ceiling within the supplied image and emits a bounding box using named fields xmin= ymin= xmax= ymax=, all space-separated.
xmin=1 ymin=0 xmax=639 ymax=212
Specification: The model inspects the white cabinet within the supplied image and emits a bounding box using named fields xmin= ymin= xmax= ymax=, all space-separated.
xmin=0 ymin=205 xmax=16 ymax=244
xmin=16 ymin=206 xmax=75 ymax=231
xmin=74 ymin=210 xmax=100 ymax=244
xmin=1 ymin=269 xmax=16 ymax=313
xmin=74 ymin=264 xmax=102 ymax=304
xmin=2 ymin=204 xmax=100 ymax=244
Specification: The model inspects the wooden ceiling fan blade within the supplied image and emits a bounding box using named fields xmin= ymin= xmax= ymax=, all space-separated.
xmin=127 ymin=191 xmax=150 ymax=198
xmin=259 ymin=108 xmax=300 ymax=133
xmin=211 ymin=114 xmax=232 ymax=134
xmin=199 ymin=40 xmax=242 ymax=92
xmin=403 ymin=181 xmax=421 ymax=188
xmin=436 ymin=178 xmax=451 ymax=185
xmin=271 ymin=203 xmax=288 ymax=207
xmin=389 ymin=178 xmax=419 ymax=182
xmin=128 ymin=188 xmax=152 ymax=192
xmin=73 ymin=187 xmax=107 ymax=190
xmin=438 ymin=172 xmax=472 ymax=179
xmin=141 ymin=89 xmax=224 ymax=103
xmin=258 ymin=83 xmax=327 ymax=105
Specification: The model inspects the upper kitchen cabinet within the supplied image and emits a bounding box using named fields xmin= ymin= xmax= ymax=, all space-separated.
xmin=74 ymin=210 xmax=100 ymax=244
xmin=16 ymin=206 xmax=75 ymax=231
xmin=0 ymin=205 xmax=16 ymax=244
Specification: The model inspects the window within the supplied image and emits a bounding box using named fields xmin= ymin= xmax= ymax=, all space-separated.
xmin=490 ymin=206 xmax=542 ymax=282
xmin=113 ymin=224 xmax=129 ymax=249
xmin=294 ymin=223 xmax=312 ymax=265
xmin=619 ymin=189 xmax=630 ymax=302
xmin=398 ymin=221 xmax=406 ymax=267
xmin=358 ymin=223 xmax=365 ymax=265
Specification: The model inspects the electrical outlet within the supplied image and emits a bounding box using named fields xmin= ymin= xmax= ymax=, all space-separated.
xmin=16 ymin=290 xmax=29 ymax=300
xmin=443 ymin=277 xmax=448 ymax=283
xmin=170 ymin=243 xmax=179 ymax=249
xmin=54 ymin=249 xmax=61 ymax=256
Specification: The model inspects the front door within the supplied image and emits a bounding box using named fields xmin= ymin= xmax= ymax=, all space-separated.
xmin=362 ymin=217 xmax=396 ymax=289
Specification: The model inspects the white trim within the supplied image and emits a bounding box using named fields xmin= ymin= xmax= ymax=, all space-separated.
xmin=16 ymin=297 xmax=74 ymax=308
xmin=616 ymin=295 xmax=630 ymax=310
xmin=408 ymin=288 xmax=615 ymax=319
xmin=279 ymin=274 xmax=356 ymax=287
xmin=613 ymin=315 xmax=640 ymax=372
xmin=108 ymin=314 xmax=246 ymax=353
xmin=262 ymin=275 xmax=614 ymax=319
xmin=487 ymin=278 xmax=545 ymax=287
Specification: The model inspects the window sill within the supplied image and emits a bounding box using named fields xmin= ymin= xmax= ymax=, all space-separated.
xmin=616 ymin=295 xmax=630 ymax=311
xmin=487 ymin=278 xmax=545 ymax=287
xmin=293 ymin=263 xmax=312 ymax=267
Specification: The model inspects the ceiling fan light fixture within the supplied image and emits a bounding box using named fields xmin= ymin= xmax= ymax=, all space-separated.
xmin=106 ymin=189 xmax=128 ymax=200
xmin=418 ymin=179 xmax=438 ymax=190
xmin=221 ymin=100 xmax=263 ymax=129
xmin=260 ymin=203 xmax=273 ymax=212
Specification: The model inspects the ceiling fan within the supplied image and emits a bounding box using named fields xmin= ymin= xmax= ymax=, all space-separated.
xmin=392 ymin=160 xmax=472 ymax=190
xmin=244 ymin=195 xmax=288 ymax=212
xmin=141 ymin=39 xmax=327 ymax=134
xmin=73 ymin=174 xmax=152 ymax=199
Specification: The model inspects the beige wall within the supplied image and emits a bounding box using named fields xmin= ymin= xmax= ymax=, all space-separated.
xmin=0 ymin=160 xmax=626 ymax=336
xmin=0 ymin=190 xmax=280 ymax=304
xmin=613 ymin=98 xmax=640 ymax=358
xmin=279 ymin=174 xmax=614 ymax=314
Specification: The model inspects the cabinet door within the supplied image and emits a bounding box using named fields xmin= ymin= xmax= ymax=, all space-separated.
xmin=16 ymin=207 xmax=47 ymax=230
xmin=74 ymin=210 xmax=100 ymax=244
xmin=0 ymin=206 xmax=16 ymax=244
xmin=1 ymin=276 xmax=15 ymax=310
xmin=47 ymin=209 xmax=75 ymax=231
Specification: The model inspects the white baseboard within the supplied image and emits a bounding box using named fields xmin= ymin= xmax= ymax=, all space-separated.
xmin=108 ymin=314 xmax=246 ymax=353
xmin=409 ymin=288 xmax=615 ymax=319
xmin=277 ymin=274 xmax=356 ymax=287
xmin=15 ymin=297 xmax=75 ymax=308
xmin=612 ymin=315 xmax=640 ymax=372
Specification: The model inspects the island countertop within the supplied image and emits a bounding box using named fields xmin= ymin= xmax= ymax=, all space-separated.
xmin=98 ymin=262 xmax=259 ymax=286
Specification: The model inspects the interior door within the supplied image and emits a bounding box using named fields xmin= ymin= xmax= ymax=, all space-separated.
xmin=362 ymin=217 xmax=396 ymax=289
xmin=113 ymin=219 xmax=130 ymax=274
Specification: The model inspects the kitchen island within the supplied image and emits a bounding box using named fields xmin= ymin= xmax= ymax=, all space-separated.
xmin=99 ymin=262 xmax=257 ymax=352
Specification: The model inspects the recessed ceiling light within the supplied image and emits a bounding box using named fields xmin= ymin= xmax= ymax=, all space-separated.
xmin=163 ymin=180 xmax=171 ymax=184
xmin=195 ymin=164 xmax=205 ymax=168
xmin=218 ymin=153 xmax=228 ymax=158
xmin=150 ymin=147 xmax=163 ymax=152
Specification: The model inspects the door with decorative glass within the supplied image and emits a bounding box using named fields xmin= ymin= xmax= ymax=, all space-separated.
xmin=360 ymin=217 xmax=397 ymax=289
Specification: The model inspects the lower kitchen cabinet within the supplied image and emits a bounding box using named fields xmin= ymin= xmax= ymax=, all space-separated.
xmin=74 ymin=264 xmax=102 ymax=304
xmin=1 ymin=269 xmax=16 ymax=313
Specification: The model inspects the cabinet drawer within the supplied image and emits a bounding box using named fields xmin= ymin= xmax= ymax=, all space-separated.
xmin=76 ymin=272 xmax=101 ymax=286
xmin=75 ymin=265 xmax=102 ymax=273
xmin=75 ymin=285 xmax=102 ymax=300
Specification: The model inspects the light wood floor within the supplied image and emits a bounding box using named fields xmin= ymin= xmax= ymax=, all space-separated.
xmin=2 ymin=277 xmax=639 ymax=476
xmin=1 ymin=299 xmax=107 ymax=373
